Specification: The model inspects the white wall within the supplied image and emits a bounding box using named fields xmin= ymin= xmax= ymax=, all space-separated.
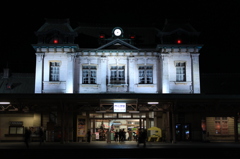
xmin=35 ymin=48 xmax=200 ymax=94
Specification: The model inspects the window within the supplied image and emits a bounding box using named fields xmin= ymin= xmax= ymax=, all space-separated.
xmin=176 ymin=62 xmax=186 ymax=82
xmin=215 ymin=117 xmax=228 ymax=135
xmin=110 ymin=66 xmax=125 ymax=84
xmin=138 ymin=66 xmax=153 ymax=84
xmin=9 ymin=126 xmax=24 ymax=135
xmin=82 ymin=66 xmax=97 ymax=84
xmin=50 ymin=62 xmax=60 ymax=81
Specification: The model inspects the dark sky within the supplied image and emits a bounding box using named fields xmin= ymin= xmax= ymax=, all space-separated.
xmin=1 ymin=0 xmax=240 ymax=73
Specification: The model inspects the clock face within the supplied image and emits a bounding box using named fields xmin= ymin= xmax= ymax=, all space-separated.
xmin=114 ymin=29 xmax=122 ymax=36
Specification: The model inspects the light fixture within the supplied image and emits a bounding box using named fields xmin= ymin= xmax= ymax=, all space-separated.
xmin=129 ymin=111 xmax=139 ymax=113
xmin=53 ymin=39 xmax=59 ymax=44
xmin=0 ymin=102 xmax=10 ymax=104
xmin=147 ymin=102 xmax=159 ymax=104
xmin=96 ymin=111 xmax=106 ymax=113
xmin=99 ymin=34 xmax=105 ymax=38
xmin=177 ymin=39 xmax=182 ymax=44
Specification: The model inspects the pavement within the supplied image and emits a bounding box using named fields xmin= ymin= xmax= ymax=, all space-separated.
xmin=0 ymin=140 xmax=239 ymax=158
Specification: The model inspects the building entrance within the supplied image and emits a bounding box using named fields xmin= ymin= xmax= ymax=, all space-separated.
xmin=91 ymin=119 xmax=141 ymax=141
xmin=89 ymin=112 xmax=155 ymax=141
xmin=175 ymin=123 xmax=191 ymax=141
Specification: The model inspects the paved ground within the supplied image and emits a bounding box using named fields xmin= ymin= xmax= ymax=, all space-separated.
xmin=0 ymin=141 xmax=239 ymax=158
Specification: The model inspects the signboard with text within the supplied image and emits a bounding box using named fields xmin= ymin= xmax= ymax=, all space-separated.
xmin=77 ymin=116 xmax=87 ymax=137
xmin=114 ymin=103 xmax=126 ymax=112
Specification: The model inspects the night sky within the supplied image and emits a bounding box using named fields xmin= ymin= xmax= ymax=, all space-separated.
xmin=1 ymin=0 xmax=240 ymax=73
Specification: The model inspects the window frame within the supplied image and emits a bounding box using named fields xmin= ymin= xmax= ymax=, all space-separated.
xmin=110 ymin=65 xmax=125 ymax=84
xmin=138 ymin=65 xmax=153 ymax=84
xmin=175 ymin=61 xmax=186 ymax=82
xmin=9 ymin=126 xmax=24 ymax=135
xmin=215 ymin=117 xmax=228 ymax=135
xmin=82 ymin=65 xmax=97 ymax=84
xmin=49 ymin=61 xmax=60 ymax=81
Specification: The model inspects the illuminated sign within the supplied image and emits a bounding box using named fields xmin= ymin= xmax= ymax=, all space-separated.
xmin=114 ymin=103 xmax=126 ymax=112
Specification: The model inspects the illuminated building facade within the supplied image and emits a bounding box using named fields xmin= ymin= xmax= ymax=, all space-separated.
xmin=33 ymin=19 xmax=201 ymax=94
xmin=0 ymin=19 xmax=239 ymax=143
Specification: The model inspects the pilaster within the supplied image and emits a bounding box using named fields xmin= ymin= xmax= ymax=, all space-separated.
xmin=191 ymin=53 xmax=200 ymax=93
xmin=100 ymin=57 xmax=107 ymax=92
xmin=128 ymin=57 xmax=135 ymax=92
xmin=35 ymin=53 xmax=44 ymax=93
xmin=66 ymin=53 xmax=76 ymax=93
xmin=161 ymin=53 xmax=170 ymax=93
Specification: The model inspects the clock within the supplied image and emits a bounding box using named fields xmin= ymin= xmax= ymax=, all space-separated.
xmin=114 ymin=29 xmax=122 ymax=36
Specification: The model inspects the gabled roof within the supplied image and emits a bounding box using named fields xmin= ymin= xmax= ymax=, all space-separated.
xmin=0 ymin=73 xmax=34 ymax=94
xmin=161 ymin=19 xmax=200 ymax=34
xmin=36 ymin=18 xmax=76 ymax=34
xmin=96 ymin=39 xmax=139 ymax=50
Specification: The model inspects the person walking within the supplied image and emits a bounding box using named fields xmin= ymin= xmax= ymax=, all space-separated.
xmin=39 ymin=127 xmax=44 ymax=146
xmin=106 ymin=129 xmax=111 ymax=143
xmin=87 ymin=129 xmax=91 ymax=143
xmin=122 ymin=129 xmax=126 ymax=141
xmin=114 ymin=130 xmax=119 ymax=142
xmin=119 ymin=129 xmax=123 ymax=142
xmin=137 ymin=129 xmax=147 ymax=147
xmin=24 ymin=127 xmax=31 ymax=148
xmin=136 ymin=128 xmax=140 ymax=142
xmin=125 ymin=131 xmax=129 ymax=141
xmin=128 ymin=130 xmax=133 ymax=141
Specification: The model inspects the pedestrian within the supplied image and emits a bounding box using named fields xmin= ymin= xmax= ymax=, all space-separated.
xmin=133 ymin=131 xmax=136 ymax=141
xmin=87 ymin=129 xmax=91 ymax=143
xmin=129 ymin=130 xmax=133 ymax=141
xmin=119 ymin=129 xmax=123 ymax=142
xmin=24 ymin=127 xmax=31 ymax=148
xmin=125 ymin=131 xmax=129 ymax=141
xmin=106 ymin=129 xmax=111 ymax=143
xmin=39 ymin=127 xmax=44 ymax=145
xmin=114 ymin=130 xmax=119 ymax=142
xmin=122 ymin=129 xmax=126 ymax=141
xmin=136 ymin=128 xmax=140 ymax=142
xmin=137 ymin=129 xmax=147 ymax=147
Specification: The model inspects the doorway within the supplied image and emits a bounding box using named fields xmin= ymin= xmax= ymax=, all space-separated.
xmin=175 ymin=123 xmax=191 ymax=141
xmin=91 ymin=119 xmax=142 ymax=141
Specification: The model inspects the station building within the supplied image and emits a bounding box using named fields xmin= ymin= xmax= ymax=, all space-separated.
xmin=0 ymin=19 xmax=239 ymax=143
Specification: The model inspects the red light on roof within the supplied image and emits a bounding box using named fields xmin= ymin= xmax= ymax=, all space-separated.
xmin=53 ymin=39 xmax=58 ymax=44
xmin=99 ymin=35 xmax=105 ymax=38
xmin=177 ymin=40 xmax=182 ymax=44
xmin=130 ymin=35 xmax=135 ymax=39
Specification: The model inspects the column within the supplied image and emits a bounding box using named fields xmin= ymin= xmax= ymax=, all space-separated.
xmin=146 ymin=112 xmax=150 ymax=129
xmin=66 ymin=54 xmax=75 ymax=93
xmin=171 ymin=111 xmax=176 ymax=143
xmin=166 ymin=111 xmax=171 ymax=142
xmin=234 ymin=113 xmax=239 ymax=142
xmin=128 ymin=57 xmax=135 ymax=92
xmin=161 ymin=53 xmax=170 ymax=93
xmin=35 ymin=53 xmax=44 ymax=93
xmin=191 ymin=53 xmax=200 ymax=93
xmin=100 ymin=57 xmax=107 ymax=92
